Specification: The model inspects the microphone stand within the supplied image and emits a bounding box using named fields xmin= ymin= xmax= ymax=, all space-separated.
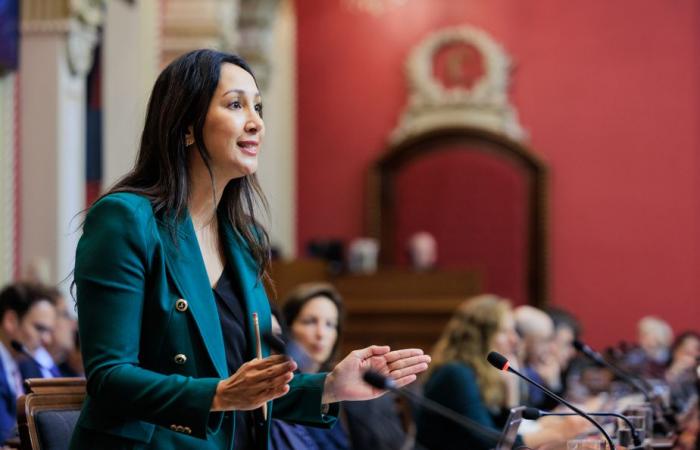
xmin=487 ymin=351 xmax=616 ymax=450
xmin=362 ymin=371 xmax=509 ymax=449
xmin=574 ymin=340 xmax=676 ymax=434
xmin=574 ymin=341 xmax=652 ymax=402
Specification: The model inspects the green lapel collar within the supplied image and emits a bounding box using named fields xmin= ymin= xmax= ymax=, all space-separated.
xmin=156 ymin=213 xmax=228 ymax=378
xmin=219 ymin=218 xmax=271 ymax=358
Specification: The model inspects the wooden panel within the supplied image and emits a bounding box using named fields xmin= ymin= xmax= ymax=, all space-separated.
xmin=338 ymin=270 xmax=480 ymax=355
xmin=268 ymin=259 xmax=329 ymax=303
xmin=334 ymin=269 xmax=480 ymax=298
xmin=269 ymin=260 xmax=481 ymax=357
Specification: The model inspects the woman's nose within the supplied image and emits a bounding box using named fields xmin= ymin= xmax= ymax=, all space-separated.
xmin=244 ymin=112 xmax=263 ymax=134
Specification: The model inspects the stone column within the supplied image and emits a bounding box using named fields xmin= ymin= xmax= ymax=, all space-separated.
xmin=19 ymin=0 xmax=100 ymax=287
xmin=239 ymin=0 xmax=297 ymax=258
xmin=0 ymin=73 xmax=17 ymax=285
xmin=101 ymin=0 xmax=160 ymax=188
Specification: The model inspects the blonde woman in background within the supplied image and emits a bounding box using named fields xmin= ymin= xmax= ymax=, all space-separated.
xmin=415 ymin=295 xmax=588 ymax=450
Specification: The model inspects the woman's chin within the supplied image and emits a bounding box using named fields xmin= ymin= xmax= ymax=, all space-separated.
xmin=224 ymin=164 xmax=258 ymax=180
xmin=240 ymin=162 xmax=258 ymax=176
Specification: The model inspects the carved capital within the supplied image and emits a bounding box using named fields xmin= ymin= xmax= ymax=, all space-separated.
xmin=161 ymin=0 xmax=240 ymax=67
xmin=69 ymin=0 xmax=105 ymax=27
xmin=21 ymin=0 xmax=104 ymax=77
xmin=66 ymin=18 xmax=99 ymax=76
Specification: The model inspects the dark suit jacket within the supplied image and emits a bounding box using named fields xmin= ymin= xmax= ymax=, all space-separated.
xmin=69 ymin=193 xmax=337 ymax=450
xmin=18 ymin=357 xmax=44 ymax=385
xmin=0 ymin=355 xmax=17 ymax=443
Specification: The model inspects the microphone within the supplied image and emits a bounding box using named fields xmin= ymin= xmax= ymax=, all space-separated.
xmin=261 ymin=332 xmax=315 ymax=372
xmin=573 ymin=340 xmax=652 ymax=401
xmin=573 ymin=339 xmax=677 ymax=434
xmin=487 ymin=351 xmax=616 ymax=450
xmin=362 ymin=370 xmax=508 ymax=449
xmin=522 ymin=407 xmax=643 ymax=447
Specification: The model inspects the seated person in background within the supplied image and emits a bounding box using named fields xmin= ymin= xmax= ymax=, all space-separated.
xmin=514 ymin=305 xmax=562 ymax=410
xmin=46 ymin=291 xmax=81 ymax=377
xmin=407 ymin=231 xmax=437 ymax=272
xmin=545 ymin=306 xmax=582 ymax=406
xmin=18 ymin=286 xmax=66 ymax=379
xmin=56 ymin=330 xmax=83 ymax=378
xmin=269 ymin=308 xmax=321 ymax=450
xmin=623 ymin=316 xmax=674 ymax=379
xmin=0 ymin=282 xmax=57 ymax=442
xmin=665 ymin=331 xmax=700 ymax=415
xmin=282 ymin=282 xmax=408 ymax=450
xmin=416 ymin=295 xmax=588 ymax=450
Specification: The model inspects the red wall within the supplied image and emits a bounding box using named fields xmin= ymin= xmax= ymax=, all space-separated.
xmin=295 ymin=0 xmax=700 ymax=348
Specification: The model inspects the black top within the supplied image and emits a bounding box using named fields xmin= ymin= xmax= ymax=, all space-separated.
xmin=213 ymin=264 xmax=256 ymax=449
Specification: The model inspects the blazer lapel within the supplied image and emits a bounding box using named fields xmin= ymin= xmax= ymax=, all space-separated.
xmin=219 ymin=220 xmax=271 ymax=358
xmin=156 ymin=214 xmax=228 ymax=378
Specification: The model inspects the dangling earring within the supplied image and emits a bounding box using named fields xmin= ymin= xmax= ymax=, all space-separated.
xmin=185 ymin=136 xmax=194 ymax=147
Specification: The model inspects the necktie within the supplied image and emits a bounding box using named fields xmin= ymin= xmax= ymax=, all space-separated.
xmin=49 ymin=365 xmax=62 ymax=378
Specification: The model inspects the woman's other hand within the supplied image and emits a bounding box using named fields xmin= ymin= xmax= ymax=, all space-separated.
xmin=322 ymin=345 xmax=431 ymax=403
xmin=211 ymin=355 xmax=297 ymax=411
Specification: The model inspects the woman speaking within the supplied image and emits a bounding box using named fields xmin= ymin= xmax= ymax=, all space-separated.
xmin=69 ymin=49 xmax=430 ymax=450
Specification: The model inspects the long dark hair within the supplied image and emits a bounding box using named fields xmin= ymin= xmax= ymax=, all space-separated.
xmin=282 ymin=282 xmax=345 ymax=372
xmin=102 ymin=49 xmax=271 ymax=280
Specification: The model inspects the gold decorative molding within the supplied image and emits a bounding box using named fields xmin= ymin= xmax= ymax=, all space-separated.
xmin=342 ymin=0 xmax=408 ymax=16
xmin=391 ymin=25 xmax=526 ymax=145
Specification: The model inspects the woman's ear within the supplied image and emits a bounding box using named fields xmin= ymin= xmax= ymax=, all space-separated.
xmin=185 ymin=126 xmax=194 ymax=147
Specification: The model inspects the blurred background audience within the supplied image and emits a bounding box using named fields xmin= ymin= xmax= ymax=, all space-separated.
xmin=416 ymin=295 xmax=590 ymax=450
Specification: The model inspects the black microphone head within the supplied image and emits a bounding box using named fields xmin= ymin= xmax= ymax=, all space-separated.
xmin=573 ymin=340 xmax=606 ymax=366
xmin=10 ymin=340 xmax=24 ymax=354
xmin=363 ymin=370 xmax=396 ymax=390
xmin=486 ymin=351 xmax=509 ymax=371
xmin=522 ymin=407 xmax=541 ymax=420
xmin=261 ymin=332 xmax=287 ymax=355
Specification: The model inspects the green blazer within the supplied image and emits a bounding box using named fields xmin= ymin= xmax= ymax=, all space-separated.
xmin=69 ymin=193 xmax=337 ymax=450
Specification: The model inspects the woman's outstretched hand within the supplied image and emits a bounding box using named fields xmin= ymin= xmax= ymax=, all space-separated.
xmin=321 ymin=345 xmax=431 ymax=404
xmin=211 ymin=355 xmax=297 ymax=411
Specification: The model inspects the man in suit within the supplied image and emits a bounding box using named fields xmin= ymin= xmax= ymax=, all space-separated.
xmin=17 ymin=287 xmax=69 ymax=380
xmin=0 ymin=282 xmax=57 ymax=441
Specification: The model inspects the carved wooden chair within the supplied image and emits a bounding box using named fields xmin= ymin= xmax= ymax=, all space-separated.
xmin=17 ymin=378 xmax=85 ymax=450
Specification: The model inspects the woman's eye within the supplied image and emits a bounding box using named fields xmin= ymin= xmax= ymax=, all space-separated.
xmin=255 ymin=104 xmax=263 ymax=116
xmin=228 ymin=100 xmax=241 ymax=109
